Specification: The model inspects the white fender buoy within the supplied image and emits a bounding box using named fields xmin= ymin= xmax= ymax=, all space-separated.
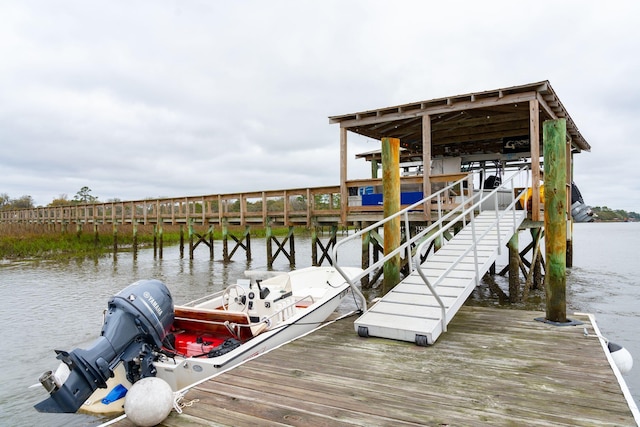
xmin=124 ymin=377 xmax=174 ymax=427
xmin=608 ymin=342 xmax=633 ymax=375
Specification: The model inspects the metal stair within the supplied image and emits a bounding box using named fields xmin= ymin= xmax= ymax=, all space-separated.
xmin=333 ymin=166 xmax=530 ymax=346
xmin=353 ymin=209 xmax=526 ymax=345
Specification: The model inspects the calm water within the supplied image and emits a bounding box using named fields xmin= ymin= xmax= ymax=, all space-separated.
xmin=1 ymin=223 xmax=639 ymax=426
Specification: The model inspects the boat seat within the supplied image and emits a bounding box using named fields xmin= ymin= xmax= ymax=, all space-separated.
xmin=173 ymin=306 xmax=254 ymax=341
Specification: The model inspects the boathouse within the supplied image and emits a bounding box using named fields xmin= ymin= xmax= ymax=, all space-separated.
xmin=326 ymin=80 xmax=592 ymax=341
xmin=330 ymin=80 xmax=590 ymax=224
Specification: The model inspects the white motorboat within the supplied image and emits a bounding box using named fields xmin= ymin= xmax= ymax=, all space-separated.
xmin=34 ymin=266 xmax=362 ymax=415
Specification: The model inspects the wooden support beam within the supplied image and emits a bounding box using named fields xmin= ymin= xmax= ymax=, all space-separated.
xmin=112 ymin=223 xmax=118 ymax=254
xmin=158 ymin=223 xmax=164 ymax=258
xmin=179 ymin=224 xmax=184 ymax=258
xmin=266 ymin=221 xmax=273 ymax=267
xmin=382 ymin=137 xmax=401 ymax=295
xmin=153 ymin=224 xmax=158 ymax=257
xmin=311 ymin=223 xmax=318 ymax=266
xmin=566 ymin=145 xmax=573 ymax=268
xmin=340 ymin=127 xmax=348 ymax=225
xmin=189 ymin=220 xmax=195 ymax=259
xmin=268 ymin=227 xmax=295 ymax=268
xmin=226 ymin=227 xmax=249 ymax=261
xmin=530 ymin=99 xmax=542 ymax=221
xmin=422 ymin=115 xmax=432 ymax=222
xmin=543 ymin=119 xmax=567 ymax=323
xmin=132 ymin=220 xmax=138 ymax=257
xmin=360 ymin=222 xmax=371 ymax=288
xmin=312 ymin=225 xmax=337 ymax=266
xmin=532 ymin=227 xmax=544 ymax=290
xmin=508 ymin=233 xmax=520 ymax=303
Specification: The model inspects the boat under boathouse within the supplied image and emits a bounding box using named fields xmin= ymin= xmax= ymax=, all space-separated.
xmin=328 ymin=80 xmax=592 ymax=345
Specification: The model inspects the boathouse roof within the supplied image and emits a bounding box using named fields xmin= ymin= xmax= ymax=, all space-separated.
xmin=329 ymin=80 xmax=590 ymax=162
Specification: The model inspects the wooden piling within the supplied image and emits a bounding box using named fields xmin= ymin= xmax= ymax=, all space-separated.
xmin=543 ymin=118 xmax=567 ymax=323
xmin=265 ymin=222 xmax=273 ymax=267
xmin=311 ymin=225 xmax=318 ymax=265
xmin=288 ymin=228 xmax=295 ymax=267
xmin=189 ymin=220 xmax=195 ymax=259
xmin=361 ymin=222 xmax=371 ymax=288
xmin=112 ymin=224 xmax=118 ymax=254
xmin=566 ymin=145 xmax=574 ymax=268
xmin=382 ymin=137 xmax=401 ymax=295
xmin=158 ymin=223 xmax=163 ymax=259
xmin=245 ymin=227 xmax=250 ymax=261
xmin=179 ymin=224 xmax=184 ymax=258
xmin=508 ymin=232 xmax=519 ymax=303
xmin=132 ymin=221 xmax=138 ymax=256
xmin=153 ymin=225 xmax=157 ymax=257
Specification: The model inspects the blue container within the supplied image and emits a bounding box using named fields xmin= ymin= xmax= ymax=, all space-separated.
xmin=361 ymin=192 xmax=424 ymax=206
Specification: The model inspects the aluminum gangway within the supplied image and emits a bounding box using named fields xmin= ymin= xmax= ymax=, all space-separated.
xmin=333 ymin=167 xmax=529 ymax=345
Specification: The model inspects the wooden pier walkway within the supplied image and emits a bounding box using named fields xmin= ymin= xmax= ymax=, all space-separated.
xmin=110 ymin=306 xmax=637 ymax=426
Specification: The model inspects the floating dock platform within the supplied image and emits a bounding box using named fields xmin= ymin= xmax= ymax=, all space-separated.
xmin=354 ymin=210 xmax=526 ymax=346
xmin=109 ymin=306 xmax=638 ymax=426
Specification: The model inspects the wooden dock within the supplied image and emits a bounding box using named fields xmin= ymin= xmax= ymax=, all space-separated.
xmin=110 ymin=306 xmax=637 ymax=426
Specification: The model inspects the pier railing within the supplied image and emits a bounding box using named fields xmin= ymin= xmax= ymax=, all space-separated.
xmin=0 ymin=186 xmax=345 ymax=227
xmin=0 ymin=176 xmax=452 ymax=228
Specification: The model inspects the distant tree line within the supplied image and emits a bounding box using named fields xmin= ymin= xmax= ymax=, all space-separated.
xmin=1 ymin=187 xmax=102 ymax=210
xmin=591 ymin=206 xmax=640 ymax=222
xmin=0 ymin=194 xmax=35 ymax=210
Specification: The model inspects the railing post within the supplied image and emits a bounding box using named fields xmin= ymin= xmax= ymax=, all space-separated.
xmin=406 ymin=219 xmax=414 ymax=274
xmin=471 ymin=211 xmax=480 ymax=287
xmin=494 ymin=192 xmax=502 ymax=256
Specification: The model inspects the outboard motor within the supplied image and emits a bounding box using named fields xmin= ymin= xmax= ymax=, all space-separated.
xmin=35 ymin=279 xmax=174 ymax=413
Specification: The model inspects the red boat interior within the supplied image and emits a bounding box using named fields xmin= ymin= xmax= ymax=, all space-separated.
xmin=170 ymin=306 xmax=254 ymax=357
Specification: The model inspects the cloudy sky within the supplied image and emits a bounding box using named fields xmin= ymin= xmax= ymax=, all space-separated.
xmin=2 ymin=1 xmax=639 ymax=211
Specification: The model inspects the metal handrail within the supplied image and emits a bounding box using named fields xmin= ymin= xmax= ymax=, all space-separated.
xmin=332 ymin=166 xmax=530 ymax=317
xmin=332 ymin=173 xmax=474 ymax=312
xmin=413 ymin=166 xmax=530 ymax=334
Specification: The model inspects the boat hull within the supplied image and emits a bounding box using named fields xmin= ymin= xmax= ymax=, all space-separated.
xmin=71 ymin=266 xmax=361 ymax=415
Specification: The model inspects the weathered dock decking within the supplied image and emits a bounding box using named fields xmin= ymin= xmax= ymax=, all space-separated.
xmin=111 ymin=306 xmax=637 ymax=426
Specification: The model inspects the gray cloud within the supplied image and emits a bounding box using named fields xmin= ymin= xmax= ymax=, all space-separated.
xmin=2 ymin=0 xmax=640 ymax=211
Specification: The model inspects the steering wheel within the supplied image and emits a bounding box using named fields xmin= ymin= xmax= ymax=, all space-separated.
xmin=222 ymin=285 xmax=248 ymax=312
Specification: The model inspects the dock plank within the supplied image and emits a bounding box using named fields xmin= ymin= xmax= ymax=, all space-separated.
xmin=112 ymin=306 xmax=636 ymax=426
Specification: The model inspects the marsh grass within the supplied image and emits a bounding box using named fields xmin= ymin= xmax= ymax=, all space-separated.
xmin=0 ymin=223 xmax=312 ymax=260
